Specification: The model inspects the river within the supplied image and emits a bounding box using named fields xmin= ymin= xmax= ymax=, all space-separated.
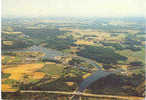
xmin=76 ymin=56 xmax=122 ymax=92
xmin=4 ymin=45 xmax=121 ymax=93
xmin=4 ymin=45 xmax=66 ymax=59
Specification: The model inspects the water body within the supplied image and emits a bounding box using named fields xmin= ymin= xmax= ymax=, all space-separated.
xmin=78 ymin=70 xmax=114 ymax=92
xmin=5 ymin=45 xmax=120 ymax=93
xmin=26 ymin=45 xmax=65 ymax=59
xmin=5 ymin=45 xmax=66 ymax=59
xmin=77 ymin=56 xmax=102 ymax=70
xmin=77 ymin=59 xmax=122 ymax=92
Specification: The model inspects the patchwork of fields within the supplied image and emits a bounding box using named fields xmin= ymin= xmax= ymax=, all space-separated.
xmin=2 ymin=17 xmax=145 ymax=98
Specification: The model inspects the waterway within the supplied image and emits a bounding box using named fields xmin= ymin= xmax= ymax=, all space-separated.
xmin=4 ymin=45 xmax=121 ymax=93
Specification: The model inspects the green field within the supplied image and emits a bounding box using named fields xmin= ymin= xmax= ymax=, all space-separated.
xmin=39 ymin=63 xmax=64 ymax=76
xmin=116 ymin=47 xmax=145 ymax=64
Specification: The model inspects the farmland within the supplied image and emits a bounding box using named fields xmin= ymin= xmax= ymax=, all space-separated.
xmin=2 ymin=17 xmax=145 ymax=98
xmin=3 ymin=63 xmax=44 ymax=80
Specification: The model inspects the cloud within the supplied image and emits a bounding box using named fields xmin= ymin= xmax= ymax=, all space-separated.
xmin=2 ymin=0 xmax=146 ymax=17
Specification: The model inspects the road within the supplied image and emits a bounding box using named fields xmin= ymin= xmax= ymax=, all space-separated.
xmin=20 ymin=90 xmax=144 ymax=100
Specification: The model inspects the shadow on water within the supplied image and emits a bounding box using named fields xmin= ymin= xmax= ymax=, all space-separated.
xmin=76 ymin=57 xmax=121 ymax=92
xmin=77 ymin=70 xmax=113 ymax=92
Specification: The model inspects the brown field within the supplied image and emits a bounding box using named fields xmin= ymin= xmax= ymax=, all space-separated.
xmin=3 ymin=63 xmax=44 ymax=80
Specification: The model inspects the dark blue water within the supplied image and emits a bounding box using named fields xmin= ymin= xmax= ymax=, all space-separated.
xmin=77 ymin=60 xmax=122 ymax=92
xmin=78 ymin=70 xmax=112 ymax=92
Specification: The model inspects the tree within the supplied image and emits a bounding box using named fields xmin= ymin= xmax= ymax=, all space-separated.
xmin=77 ymin=45 xmax=127 ymax=64
xmin=129 ymin=61 xmax=144 ymax=66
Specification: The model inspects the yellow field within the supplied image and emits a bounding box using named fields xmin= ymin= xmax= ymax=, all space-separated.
xmin=120 ymin=65 xmax=128 ymax=70
xmin=2 ymin=84 xmax=17 ymax=92
xmin=45 ymin=62 xmax=56 ymax=64
xmin=59 ymin=28 xmax=103 ymax=35
xmin=2 ymin=56 xmax=17 ymax=64
xmin=31 ymin=72 xmax=45 ymax=80
xmin=82 ymin=73 xmax=91 ymax=79
xmin=75 ymin=40 xmax=94 ymax=45
xmin=3 ymin=63 xmax=44 ymax=80
xmin=2 ymin=31 xmax=22 ymax=34
xmin=2 ymin=56 xmax=5 ymax=60
xmin=3 ymin=41 xmax=13 ymax=45
xmin=65 ymin=82 xmax=74 ymax=86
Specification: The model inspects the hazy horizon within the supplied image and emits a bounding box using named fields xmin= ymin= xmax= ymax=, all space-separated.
xmin=2 ymin=0 xmax=146 ymax=17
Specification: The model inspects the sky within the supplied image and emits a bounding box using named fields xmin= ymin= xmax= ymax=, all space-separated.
xmin=2 ymin=0 xmax=146 ymax=17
